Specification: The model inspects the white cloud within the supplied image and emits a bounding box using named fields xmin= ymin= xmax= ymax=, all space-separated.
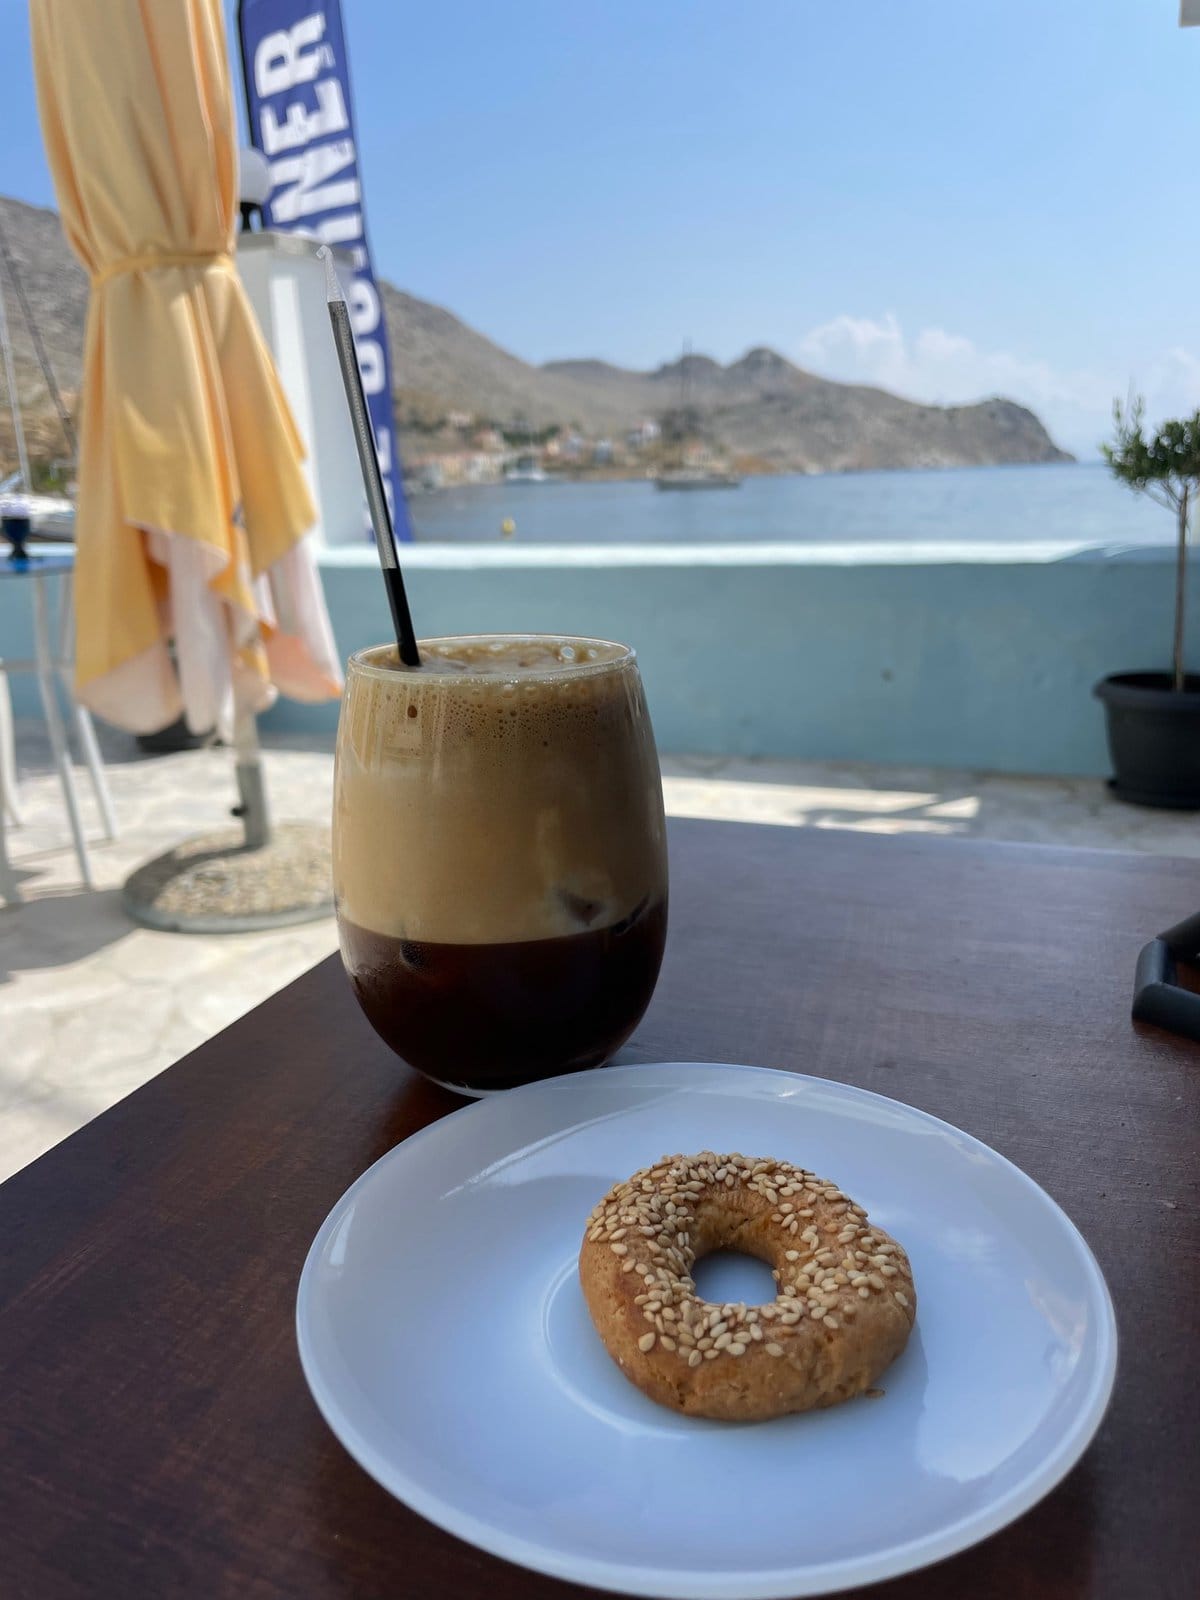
xmin=797 ymin=312 xmax=1200 ymax=458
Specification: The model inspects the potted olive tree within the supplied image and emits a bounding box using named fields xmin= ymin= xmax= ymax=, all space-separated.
xmin=1096 ymin=400 xmax=1200 ymax=807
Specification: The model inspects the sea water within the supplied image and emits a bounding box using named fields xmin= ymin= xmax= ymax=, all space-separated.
xmin=408 ymin=461 xmax=1171 ymax=548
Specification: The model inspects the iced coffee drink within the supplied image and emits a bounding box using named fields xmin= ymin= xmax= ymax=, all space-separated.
xmin=333 ymin=635 xmax=668 ymax=1093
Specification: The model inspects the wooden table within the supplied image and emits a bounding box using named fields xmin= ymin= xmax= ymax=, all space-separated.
xmin=2 ymin=820 xmax=1198 ymax=1600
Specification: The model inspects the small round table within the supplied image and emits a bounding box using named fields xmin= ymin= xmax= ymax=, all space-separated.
xmin=0 ymin=552 xmax=117 ymax=903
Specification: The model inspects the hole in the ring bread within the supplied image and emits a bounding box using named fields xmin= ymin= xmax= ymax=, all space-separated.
xmin=690 ymin=1250 xmax=777 ymax=1307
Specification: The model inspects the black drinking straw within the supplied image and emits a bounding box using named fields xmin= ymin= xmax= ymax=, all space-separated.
xmin=318 ymin=246 xmax=421 ymax=667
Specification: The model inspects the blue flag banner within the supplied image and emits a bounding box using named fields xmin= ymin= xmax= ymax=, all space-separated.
xmin=238 ymin=0 xmax=411 ymax=540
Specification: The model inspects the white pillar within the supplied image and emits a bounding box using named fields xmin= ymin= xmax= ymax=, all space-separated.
xmin=236 ymin=233 xmax=366 ymax=548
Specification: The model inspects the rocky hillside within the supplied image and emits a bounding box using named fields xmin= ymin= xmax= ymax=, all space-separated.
xmin=0 ymin=194 xmax=1071 ymax=475
xmin=538 ymin=348 xmax=1070 ymax=471
xmin=0 ymin=198 xmax=89 ymax=469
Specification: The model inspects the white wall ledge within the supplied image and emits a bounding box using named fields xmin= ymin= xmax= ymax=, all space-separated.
xmin=7 ymin=537 xmax=1189 ymax=776
xmin=318 ymin=540 xmax=1178 ymax=570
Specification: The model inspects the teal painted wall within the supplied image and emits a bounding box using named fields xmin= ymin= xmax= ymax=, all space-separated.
xmin=5 ymin=544 xmax=1195 ymax=776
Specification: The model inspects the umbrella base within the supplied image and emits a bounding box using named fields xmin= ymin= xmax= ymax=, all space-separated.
xmin=122 ymin=821 xmax=333 ymax=934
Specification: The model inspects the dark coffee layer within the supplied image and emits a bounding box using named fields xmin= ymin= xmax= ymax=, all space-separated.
xmin=338 ymin=897 xmax=667 ymax=1092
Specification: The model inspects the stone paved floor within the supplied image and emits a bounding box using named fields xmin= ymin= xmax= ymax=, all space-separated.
xmin=1 ymin=719 xmax=1195 ymax=1183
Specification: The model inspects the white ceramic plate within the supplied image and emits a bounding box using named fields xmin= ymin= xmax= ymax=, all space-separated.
xmin=296 ymin=1062 xmax=1117 ymax=1598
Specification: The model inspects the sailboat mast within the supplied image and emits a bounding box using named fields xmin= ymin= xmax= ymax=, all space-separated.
xmin=0 ymin=215 xmax=77 ymax=463
xmin=0 ymin=266 xmax=30 ymax=489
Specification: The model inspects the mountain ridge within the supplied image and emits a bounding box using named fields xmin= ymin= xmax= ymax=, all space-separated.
xmin=0 ymin=194 xmax=1072 ymax=476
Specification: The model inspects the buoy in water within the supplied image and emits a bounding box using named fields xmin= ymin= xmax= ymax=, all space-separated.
xmin=500 ymin=517 xmax=516 ymax=539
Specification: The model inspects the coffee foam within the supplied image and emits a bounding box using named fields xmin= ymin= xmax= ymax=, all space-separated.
xmin=391 ymin=636 xmax=628 ymax=677
xmin=333 ymin=636 xmax=667 ymax=944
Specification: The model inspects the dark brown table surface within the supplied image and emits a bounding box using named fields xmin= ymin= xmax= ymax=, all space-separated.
xmin=2 ymin=819 xmax=1198 ymax=1600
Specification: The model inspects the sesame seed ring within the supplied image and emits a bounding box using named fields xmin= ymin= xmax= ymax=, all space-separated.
xmin=578 ymin=1151 xmax=916 ymax=1420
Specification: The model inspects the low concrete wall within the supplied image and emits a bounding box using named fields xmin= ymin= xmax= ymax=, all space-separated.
xmin=5 ymin=542 xmax=1194 ymax=776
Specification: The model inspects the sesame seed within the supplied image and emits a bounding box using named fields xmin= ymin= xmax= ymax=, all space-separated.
xmin=895 ymin=1290 xmax=910 ymax=1307
xmin=610 ymin=1243 xmax=628 ymax=1256
xmin=638 ymin=1332 xmax=656 ymax=1352
xmin=688 ymin=1350 xmax=702 ymax=1367
xmin=765 ymin=1342 xmax=785 ymax=1357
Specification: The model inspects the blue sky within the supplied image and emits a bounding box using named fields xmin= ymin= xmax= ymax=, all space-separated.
xmin=3 ymin=0 xmax=1199 ymax=454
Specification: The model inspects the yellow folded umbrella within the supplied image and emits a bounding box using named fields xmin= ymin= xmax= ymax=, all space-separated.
xmin=32 ymin=0 xmax=342 ymax=736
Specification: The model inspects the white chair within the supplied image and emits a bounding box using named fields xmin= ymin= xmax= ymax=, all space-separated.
xmin=0 ymin=554 xmax=117 ymax=904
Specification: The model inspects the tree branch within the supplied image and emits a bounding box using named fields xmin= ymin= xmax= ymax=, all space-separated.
xmin=1145 ymin=486 xmax=1178 ymax=513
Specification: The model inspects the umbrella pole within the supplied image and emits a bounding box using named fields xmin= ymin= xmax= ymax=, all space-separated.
xmin=233 ymin=703 xmax=271 ymax=850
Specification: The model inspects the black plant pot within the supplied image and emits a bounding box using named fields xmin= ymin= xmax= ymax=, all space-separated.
xmin=1094 ymin=672 xmax=1200 ymax=809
